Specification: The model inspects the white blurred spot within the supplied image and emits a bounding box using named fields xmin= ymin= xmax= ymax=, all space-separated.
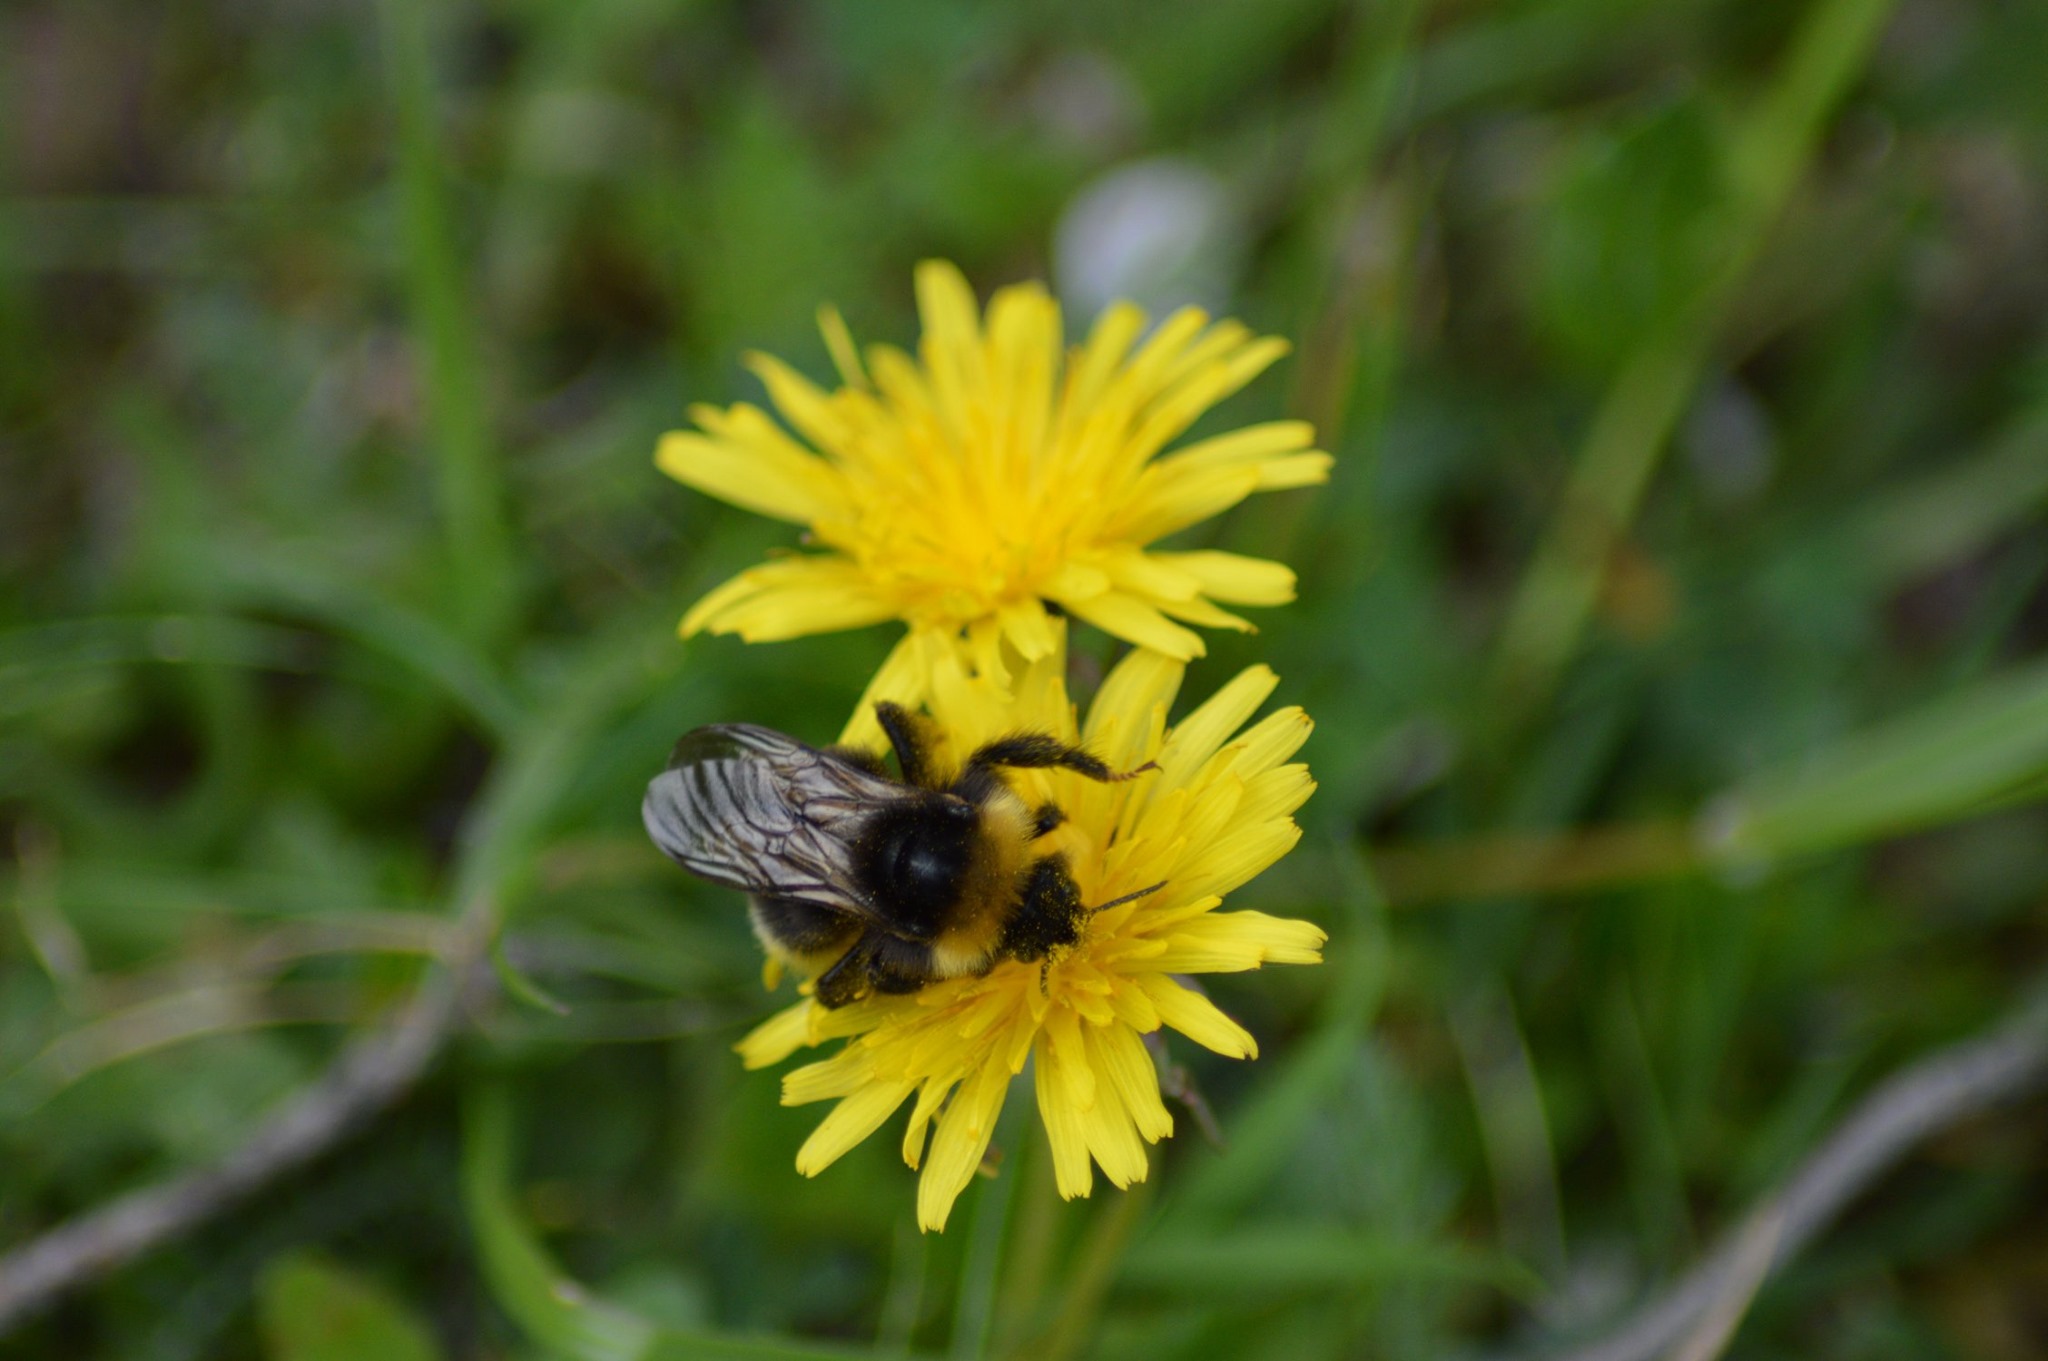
xmin=1683 ymin=378 xmax=1775 ymax=507
xmin=1053 ymin=157 xmax=1244 ymax=318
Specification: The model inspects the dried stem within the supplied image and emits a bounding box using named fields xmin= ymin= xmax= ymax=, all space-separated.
xmin=1540 ymin=982 xmax=2048 ymax=1361
xmin=0 ymin=897 xmax=496 ymax=1336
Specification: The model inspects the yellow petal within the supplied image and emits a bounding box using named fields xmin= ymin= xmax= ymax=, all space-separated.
xmin=1123 ymin=336 xmax=1289 ymax=466
xmin=965 ymin=617 xmax=1008 ymax=689
xmin=796 ymin=1080 xmax=917 ymax=1175
xmin=1034 ymin=1034 xmax=1094 ymax=1200
xmin=655 ymin=423 xmax=843 ymax=525
xmin=679 ymin=567 xmax=770 ymax=638
xmin=685 ymin=558 xmax=898 ymax=643
xmin=1114 ymin=785 xmax=1192 ymax=878
xmin=915 ymin=260 xmax=984 ymax=443
xmin=1056 ymin=591 xmax=1206 ymax=660
xmin=918 ymin=1059 xmax=1011 ymax=1232
xmin=1088 ymin=1022 xmax=1173 ymax=1144
xmin=1145 ymin=910 xmax=1327 ymax=973
xmin=1256 ymin=451 xmax=1334 ymax=489
xmin=1044 ymin=1006 xmax=1097 ymax=1112
xmin=784 ymin=1045 xmax=879 ymax=1104
xmin=915 ymin=259 xmax=983 ymax=354
xmin=1135 ymin=975 xmax=1258 ymax=1059
xmin=809 ymin=992 xmax=904 ymax=1042
xmin=983 ymin=283 xmax=1059 ymax=472
xmin=1129 ymin=892 xmax=1224 ymax=937
xmin=1114 ymin=465 xmax=1265 ymax=545
xmin=1057 ymin=302 xmax=1148 ymax=444
xmin=996 ymin=599 xmax=1058 ymax=661
xmin=839 ymin=628 xmax=938 ymax=748
xmin=901 ymin=1077 xmax=953 ymax=1170
xmin=745 ymin=353 xmax=854 ymax=457
xmin=1105 ymin=308 xmax=1212 ymax=417
xmin=866 ymin=344 xmax=944 ymax=453
xmin=1099 ymin=545 xmax=1203 ymax=602
xmin=1150 ymin=551 xmax=1298 ymax=607
xmin=926 ymin=637 xmax=996 ymax=744
xmin=1152 ymin=419 xmax=1316 ymax=475
xmin=1223 ymin=708 xmax=1315 ymax=777
xmin=1105 ymin=978 xmax=1162 ymax=1033
xmin=1175 ymin=820 xmax=1304 ymax=902
xmin=1156 ymin=665 xmax=1279 ymax=787
xmin=736 ymin=1001 xmax=816 ymax=1070
xmin=1042 ymin=558 xmax=1111 ymax=602
xmin=1156 ymin=596 xmax=1255 ymax=633
xmin=1084 ymin=648 xmax=1184 ymax=761
xmin=1235 ymin=763 xmax=1317 ymax=825
xmin=818 ymin=305 xmax=870 ymax=391
xmin=1080 ymin=1079 xmax=1149 ymax=1189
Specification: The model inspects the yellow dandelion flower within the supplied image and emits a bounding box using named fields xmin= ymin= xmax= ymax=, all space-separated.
xmin=733 ymin=631 xmax=1324 ymax=1231
xmin=657 ymin=260 xmax=1330 ymax=746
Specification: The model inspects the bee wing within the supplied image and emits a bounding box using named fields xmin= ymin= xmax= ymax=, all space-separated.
xmin=642 ymin=724 xmax=899 ymax=922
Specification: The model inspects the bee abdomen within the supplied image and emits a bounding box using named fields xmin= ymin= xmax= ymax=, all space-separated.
xmin=749 ymin=895 xmax=860 ymax=964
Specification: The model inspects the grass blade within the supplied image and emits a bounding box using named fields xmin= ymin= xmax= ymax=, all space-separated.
xmin=1706 ymin=653 xmax=2048 ymax=861
xmin=377 ymin=0 xmax=515 ymax=645
xmin=461 ymin=1084 xmax=657 ymax=1361
xmin=1487 ymin=0 xmax=1899 ymax=725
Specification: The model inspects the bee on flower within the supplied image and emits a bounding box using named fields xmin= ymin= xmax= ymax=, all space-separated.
xmin=697 ymin=637 xmax=1324 ymax=1231
xmin=656 ymin=260 xmax=1330 ymax=747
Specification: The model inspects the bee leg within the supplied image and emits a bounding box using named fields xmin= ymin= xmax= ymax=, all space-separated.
xmin=874 ymin=701 xmax=942 ymax=788
xmin=998 ymin=855 xmax=1087 ymax=961
xmin=866 ymin=934 xmax=938 ymax=995
xmin=814 ymin=934 xmax=878 ymax=1009
xmin=960 ymin=734 xmax=1157 ymax=787
xmin=825 ymin=744 xmax=889 ymax=778
xmin=1030 ymin=802 xmax=1066 ymax=838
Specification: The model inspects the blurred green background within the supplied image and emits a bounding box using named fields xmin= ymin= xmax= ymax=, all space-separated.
xmin=6 ymin=0 xmax=2048 ymax=1357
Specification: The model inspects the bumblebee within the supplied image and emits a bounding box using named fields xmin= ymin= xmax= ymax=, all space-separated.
xmin=642 ymin=702 xmax=1158 ymax=1008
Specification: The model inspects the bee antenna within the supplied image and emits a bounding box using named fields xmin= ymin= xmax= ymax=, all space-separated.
xmin=1088 ymin=880 xmax=1167 ymax=914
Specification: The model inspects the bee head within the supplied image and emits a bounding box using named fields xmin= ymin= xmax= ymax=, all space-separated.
xmin=861 ymin=796 xmax=980 ymax=940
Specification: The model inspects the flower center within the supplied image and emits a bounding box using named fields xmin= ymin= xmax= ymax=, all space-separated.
xmin=836 ymin=492 xmax=1082 ymax=627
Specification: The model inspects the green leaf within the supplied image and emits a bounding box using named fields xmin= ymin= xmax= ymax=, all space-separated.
xmin=1487 ymin=0 xmax=1900 ymax=723
xmin=492 ymin=933 xmax=573 ymax=1016
xmin=257 ymin=1252 xmax=445 ymax=1361
xmin=463 ymin=1083 xmax=912 ymax=1361
xmin=462 ymin=1084 xmax=658 ymax=1361
xmin=1708 ymin=654 xmax=2048 ymax=860
xmin=169 ymin=542 xmax=525 ymax=740
xmin=1848 ymin=406 xmax=2048 ymax=588
xmin=378 ymin=0 xmax=515 ymax=645
xmin=0 ymin=616 xmax=318 ymax=721
xmin=1532 ymin=95 xmax=1729 ymax=375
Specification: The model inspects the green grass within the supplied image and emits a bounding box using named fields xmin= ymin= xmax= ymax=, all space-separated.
xmin=6 ymin=1 xmax=2048 ymax=1357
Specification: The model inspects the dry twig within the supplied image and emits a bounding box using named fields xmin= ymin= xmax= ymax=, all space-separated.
xmin=0 ymin=897 xmax=496 ymax=1336
xmin=1541 ymin=983 xmax=2048 ymax=1361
